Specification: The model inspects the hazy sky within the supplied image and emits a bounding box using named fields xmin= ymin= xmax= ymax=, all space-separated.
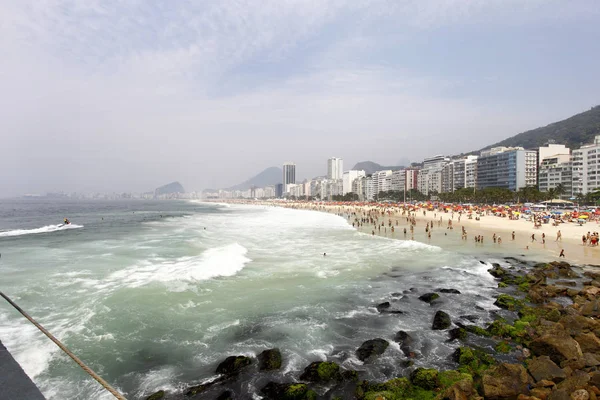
xmin=2 ymin=0 xmax=600 ymax=195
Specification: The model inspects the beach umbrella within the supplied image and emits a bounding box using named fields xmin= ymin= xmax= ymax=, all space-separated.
xmin=580 ymin=215 xmax=589 ymax=219
xmin=551 ymin=211 xmax=563 ymax=215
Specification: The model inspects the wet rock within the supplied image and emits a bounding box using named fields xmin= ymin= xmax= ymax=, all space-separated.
xmin=531 ymin=387 xmax=552 ymax=399
xmin=527 ymin=356 xmax=567 ymax=383
xmin=216 ymin=391 xmax=234 ymax=400
xmin=258 ymin=349 xmax=282 ymax=371
xmin=146 ymin=391 xmax=165 ymax=400
xmin=549 ymin=389 xmax=570 ymax=400
xmin=442 ymin=373 xmax=475 ymax=400
xmin=530 ymin=334 xmax=583 ymax=365
xmin=432 ymin=310 xmax=452 ymax=330
xmin=410 ymin=368 xmax=439 ymax=390
xmin=186 ymin=383 xmax=211 ymax=396
xmin=448 ymin=327 xmax=468 ymax=341
xmin=494 ymin=294 xmax=523 ymax=311
xmin=438 ymin=288 xmax=461 ymax=294
xmin=261 ymin=382 xmax=317 ymax=400
xmin=556 ymin=281 xmax=578 ymax=287
xmin=575 ymin=333 xmax=600 ymax=354
xmin=341 ymin=370 xmax=359 ymax=382
xmin=590 ymin=371 xmax=600 ymax=386
xmin=216 ymin=355 xmax=252 ymax=375
xmin=394 ymin=330 xmax=415 ymax=357
xmin=419 ymin=293 xmax=440 ymax=303
xmin=584 ymin=352 xmax=600 ymax=367
xmin=581 ymin=300 xmax=600 ymax=317
xmin=299 ymin=361 xmax=342 ymax=383
xmin=482 ymin=363 xmax=533 ymax=399
xmin=489 ymin=264 xmax=508 ymax=278
xmin=356 ymin=338 xmax=389 ymax=362
xmin=460 ymin=315 xmax=480 ymax=322
xmin=376 ymin=301 xmax=391 ymax=312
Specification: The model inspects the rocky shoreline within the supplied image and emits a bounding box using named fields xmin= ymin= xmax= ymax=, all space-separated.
xmin=144 ymin=259 xmax=600 ymax=400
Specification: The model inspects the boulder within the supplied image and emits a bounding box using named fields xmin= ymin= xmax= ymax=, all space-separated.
xmin=556 ymin=370 xmax=590 ymax=393
xmin=570 ymin=389 xmax=590 ymax=400
xmin=410 ymin=368 xmax=439 ymax=390
xmin=530 ymin=335 xmax=583 ymax=365
xmin=146 ymin=391 xmax=165 ymax=400
xmin=299 ymin=361 xmax=342 ymax=383
xmin=356 ymin=338 xmax=389 ymax=362
xmin=419 ymin=293 xmax=440 ymax=303
xmin=261 ymin=382 xmax=317 ymax=400
xmin=556 ymin=281 xmax=578 ymax=287
xmin=216 ymin=355 xmax=252 ymax=375
xmin=548 ymin=389 xmax=570 ymax=400
xmin=258 ymin=349 xmax=282 ymax=371
xmin=575 ymin=333 xmax=600 ymax=354
xmin=394 ymin=330 xmax=415 ymax=358
xmin=583 ymin=287 xmax=600 ymax=297
xmin=526 ymin=356 xmax=567 ymax=383
xmin=438 ymin=288 xmax=461 ymax=294
xmin=584 ymin=352 xmax=600 ymax=367
xmin=482 ymin=363 xmax=533 ymax=399
xmin=489 ymin=265 xmax=508 ymax=278
xmin=432 ymin=311 xmax=452 ymax=330
xmin=376 ymin=301 xmax=391 ymax=312
xmin=443 ymin=375 xmax=475 ymax=400
xmin=448 ymin=328 xmax=468 ymax=341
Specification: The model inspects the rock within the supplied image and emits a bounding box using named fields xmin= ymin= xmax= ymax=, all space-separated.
xmin=215 ymin=356 xmax=252 ymax=375
xmin=531 ymin=387 xmax=552 ymax=399
xmin=583 ymin=287 xmax=600 ymax=297
xmin=394 ymin=330 xmax=415 ymax=357
xmin=530 ymin=335 xmax=583 ymax=365
xmin=438 ymin=288 xmax=461 ymax=294
xmin=448 ymin=328 xmax=468 ymax=341
xmin=549 ymin=389 xmax=571 ymax=400
xmin=527 ymin=356 xmax=567 ymax=383
xmin=443 ymin=374 xmax=475 ymax=400
xmin=299 ymin=361 xmax=342 ymax=383
xmin=419 ymin=293 xmax=440 ymax=303
xmin=489 ymin=265 xmax=508 ymax=278
xmin=186 ymin=384 xmax=211 ymax=396
xmin=556 ymin=281 xmax=578 ymax=287
xmin=556 ymin=370 xmax=591 ymax=392
xmin=261 ymin=382 xmax=317 ymax=400
xmin=575 ymin=333 xmax=600 ymax=354
xmin=146 ymin=391 xmax=165 ymax=400
xmin=584 ymin=352 xmax=600 ymax=367
xmin=216 ymin=391 xmax=234 ymax=400
xmin=258 ymin=349 xmax=282 ymax=371
xmin=432 ymin=311 xmax=452 ymax=330
xmin=571 ymin=389 xmax=590 ymax=400
xmin=341 ymin=370 xmax=359 ymax=382
xmin=356 ymin=338 xmax=389 ymax=362
xmin=568 ymin=289 xmax=582 ymax=298
xmin=461 ymin=315 xmax=480 ymax=322
xmin=590 ymin=371 xmax=600 ymax=387
xmin=483 ymin=363 xmax=533 ymax=399
xmin=376 ymin=301 xmax=391 ymax=312
xmin=410 ymin=368 xmax=439 ymax=390
xmin=494 ymin=294 xmax=523 ymax=311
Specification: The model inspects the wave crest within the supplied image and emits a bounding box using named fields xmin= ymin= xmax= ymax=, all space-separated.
xmin=0 ymin=224 xmax=83 ymax=237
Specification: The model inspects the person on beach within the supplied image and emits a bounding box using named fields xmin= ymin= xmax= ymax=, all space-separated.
xmin=498 ymin=236 xmax=502 ymax=244
xmin=559 ymin=249 xmax=565 ymax=258
xmin=542 ymin=233 xmax=546 ymax=245
xmin=531 ymin=234 xmax=536 ymax=242
xmin=556 ymin=230 xmax=562 ymax=241
xmin=512 ymin=231 xmax=515 ymax=241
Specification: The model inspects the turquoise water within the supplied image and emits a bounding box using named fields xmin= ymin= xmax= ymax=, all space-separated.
xmin=0 ymin=200 xmax=505 ymax=399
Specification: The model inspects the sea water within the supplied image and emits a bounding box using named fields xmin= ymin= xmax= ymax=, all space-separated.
xmin=0 ymin=200 xmax=520 ymax=399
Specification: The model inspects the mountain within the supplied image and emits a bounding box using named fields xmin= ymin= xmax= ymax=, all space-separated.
xmin=226 ymin=167 xmax=282 ymax=191
xmin=155 ymin=181 xmax=185 ymax=195
xmin=351 ymin=161 xmax=405 ymax=175
xmin=481 ymin=105 xmax=600 ymax=151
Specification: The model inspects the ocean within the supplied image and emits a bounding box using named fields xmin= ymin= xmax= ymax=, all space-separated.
xmin=0 ymin=199 xmax=515 ymax=399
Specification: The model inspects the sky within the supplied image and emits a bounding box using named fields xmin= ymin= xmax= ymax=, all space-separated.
xmin=1 ymin=0 xmax=600 ymax=196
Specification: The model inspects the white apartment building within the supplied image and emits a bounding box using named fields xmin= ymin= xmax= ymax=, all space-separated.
xmin=452 ymin=155 xmax=478 ymax=190
xmin=343 ymin=170 xmax=365 ymax=194
xmin=372 ymin=170 xmax=392 ymax=197
xmin=538 ymin=144 xmax=570 ymax=166
xmin=572 ymin=135 xmax=600 ymax=195
xmin=327 ymin=157 xmax=344 ymax=180
xmin=538 ymin=154 xmax=572 ymax=199
xmin=366 ymin=176 xmax=375 ymax=201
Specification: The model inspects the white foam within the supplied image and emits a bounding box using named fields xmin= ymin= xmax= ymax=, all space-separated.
xmin=0 ymin=223 xmax=83 ymax=237
xmin=106 ymin=243 xmax=251 ymax=288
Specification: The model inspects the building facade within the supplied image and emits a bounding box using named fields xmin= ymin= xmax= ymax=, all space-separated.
xmin=572 ymin=135 xmax=600 ymax=195
xmin=538 ymin=154 xmax=572 ymax=199
xmin=282 ymin=162 xmax=296 ymax=193
xmin=343 ymin=170 xmax=365 ymax=194
xmin=327 ymin=157 xmax=343 ymax=180
xmin=477 ymin=147 xmax=537 ymax=191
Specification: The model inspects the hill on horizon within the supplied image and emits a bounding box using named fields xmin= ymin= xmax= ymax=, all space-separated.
xmin=480 ymin=105 xmax=600 ymax=151
xmin=155 ymin=181 xmax=185 ymax=194
xmin=223 ymin=166 xmax=282 ymax=192
xmin=352 ymin=161 xmax=405 ymax=175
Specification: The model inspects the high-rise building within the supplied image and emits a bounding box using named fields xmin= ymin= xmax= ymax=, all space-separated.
xmin=327 ymin=157 xmax=344 ymax=180
xmin=538 ymin=154 xmax=572 ymax=199
xmin=477 ymin=147 xmax=537 ymax=191
xmin=572 ymin=135 xmax=600 ymax=195
xmin=282 ymin=162 xmax=296 ymax=192
xmin=538 ymin=143 xmax=570 ymax=166
xmin=343 ymin=170 xmax=365 ymax=194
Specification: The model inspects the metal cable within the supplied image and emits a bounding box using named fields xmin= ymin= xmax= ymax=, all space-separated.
xmin=0 ymin=291 xmax=127 ymax=400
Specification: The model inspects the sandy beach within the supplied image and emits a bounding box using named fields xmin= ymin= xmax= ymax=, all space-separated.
xmin=230 ymin=201 xmax=600 ymax=266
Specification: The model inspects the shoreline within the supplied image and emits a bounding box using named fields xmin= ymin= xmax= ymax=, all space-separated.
xmin=211 ymin=200 xmax=600 ymax=266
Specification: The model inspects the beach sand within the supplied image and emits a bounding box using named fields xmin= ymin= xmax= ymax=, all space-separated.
xmin=275 ymin=202 xmax=600 ymax=266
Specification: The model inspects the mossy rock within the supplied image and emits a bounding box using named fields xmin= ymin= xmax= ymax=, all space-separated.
xmin=261 ymin=382 xmax=317 ymax=400
xmin=453 ymin=346 xmax=496 ymax=376
xmin=448 ymin=327 xmax=468 ymax=341
xmin=410 ymin=368 xmax=439 ymax=390
xmin=357 ymin=377 xmax=437 ymax=400
xmin=432 ymin=311 xmax=452 ymax=330
xmin=216 ymin=391 xmax=234 ymax=400
xmin=495 ymin=341 xmax=512 ymax=354
xmin=418 ymin=293 xmax=440 ymax=303
xmin=146 ymin=390 xmax=165 ymax=400
xmin=258 ymin=348 xmax=282 ymax=371
xmin=299 ymin=361 xmax=342 ymax=383
xmin=498 ymin=282 xmax=509 ymax=288
xmin=494 ymin=294 xmax=524 ymax=311
xmin=487 ymin=320 xmax=517 ymax=338
xmin=342 ymin=369 xmax=359 ymax=382
xmin=438 ymin=370 xmax=473 ymax=388
xmin=465 ymin=325 xmax=492 ymax=337
xmin=216 ymin=355 xmax=252 ymax=375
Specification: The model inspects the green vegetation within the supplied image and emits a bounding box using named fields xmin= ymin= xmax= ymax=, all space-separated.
xmin=316 ymin=362 xmax=339 ymax=381
xmin=454 ymin=346 xmax=496 ymax=376
xmin=410 ymin=368 xmax=439 ymax=390
xmin=494 ymin=294 xmax=524 ymax=311
xmin=495 ymin=341 xmax=512 ymax=354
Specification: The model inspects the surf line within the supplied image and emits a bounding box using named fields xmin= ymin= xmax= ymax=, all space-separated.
xmin=0 ymin=291 xmax=127 ymax=400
